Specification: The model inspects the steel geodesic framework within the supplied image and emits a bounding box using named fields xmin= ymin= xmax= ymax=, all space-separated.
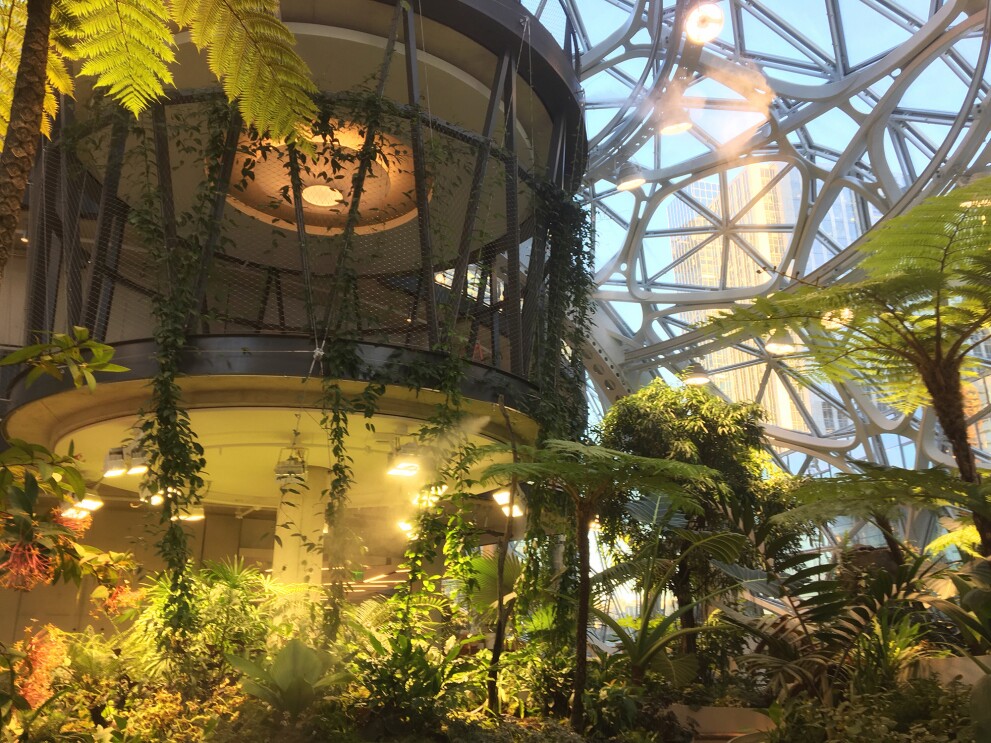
xmin=525 ymin=0 xmax=991 ymax=511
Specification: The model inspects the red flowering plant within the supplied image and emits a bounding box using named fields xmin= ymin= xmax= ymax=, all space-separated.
xmin=0 ymin=329 xmax=133 ymax=593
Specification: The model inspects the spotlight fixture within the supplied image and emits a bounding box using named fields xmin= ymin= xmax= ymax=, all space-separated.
xmin=492 ymin=489 xmax=511 ymax=506
xmin=61 ymin=506 xmax=92 ymax=520
xmin=76 ymin=493 xmax=104 ymax=512
xmin=616 ymin=161 xmax=646 ymax=191
xmin=659 ymin=102 xmax=693 ymax=136
xmin=501 ymin=504 xmax=524 ymax=518
xmin=387 ymin=443 xmax=422 ymax=477
xmin=126 ymin=447 xmax=149 ymax=476
xmin=683 ymin=362 xmax=711 ymax=386
xmin=173 ymin=505 xmax=205 ymax=522
xmin=685 ymin=2 xmax=724 ymax=44
xmin=765 ymin=329 xmax=799 ymax=356
xmin=103 ymin=448 xmax=127 ymax=478
xmin=274 ymin=446 xmax=308 ymax=485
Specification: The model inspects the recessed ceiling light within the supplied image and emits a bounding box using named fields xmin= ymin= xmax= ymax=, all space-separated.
xmin=301 ymin=184 xmax=343 ymax=207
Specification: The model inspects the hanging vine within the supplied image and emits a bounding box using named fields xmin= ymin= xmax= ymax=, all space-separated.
xmin=124 ymin=99 xmax=234 ymax=637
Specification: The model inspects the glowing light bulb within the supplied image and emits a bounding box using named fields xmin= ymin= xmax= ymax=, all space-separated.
xmin=685 ymin=3 xmax=724 ymax=44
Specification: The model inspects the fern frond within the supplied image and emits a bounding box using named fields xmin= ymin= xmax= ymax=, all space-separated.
xmin=70 ymin=0 xmax=174 ymax=116
xmin=706 ymin=177 xmax=991 ymax=413
xmin=172 ymin=0 xmax=317 ymax=141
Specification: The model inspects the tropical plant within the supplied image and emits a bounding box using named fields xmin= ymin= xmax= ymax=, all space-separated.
xmin=227 ymin=639 xmax=348 ymax=721
xmin=599 ymin=381 xmax=800 ymax=655
xmin=349 ymin=631 xmax=482 ymax=737
xmin=0 ymin=330 xmax=131 ymax=592
xmin=717 ymin=551 xmax=943 ymax=705
xmin=591 ymin=530 xmax=749 ymax=687
xmin=705 ymin=176 xmax=991 ymax=553
xmin=0 ymin=0 xmax=319 ymax=283
xmin=481 ymin=440 xmax=717 ymax=732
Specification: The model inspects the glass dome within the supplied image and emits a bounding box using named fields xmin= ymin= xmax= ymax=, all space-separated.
xmin=526 ymin=0 xmax=991 ymax=481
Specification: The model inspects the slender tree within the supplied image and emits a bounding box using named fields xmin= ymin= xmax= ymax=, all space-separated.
xmin=0 ymin=0 xmax=318 ymax=283
xmin=482 ymin=440 xmax=715 ymax=733
xmin=706 ymin=177 xmax=991 ymax=554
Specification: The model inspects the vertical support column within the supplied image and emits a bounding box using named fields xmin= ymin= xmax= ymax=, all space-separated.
xmin=151 ymin=103 xmax=180 ymax=285
xmin=520 ymin=114 xmax=566 ymax=371
xmin=288 ymin=146 xmax=317 ymax=332
xmin=444 ymin=52 xmax=511 ymax=342
xmin=189 ymin=110 xmax=242 ymax=334
xmin=24 ymin=135 xmax=64 ymax=341
xmin=59 ymin=97 xmax=86 ymax=329
xmin=403 ymin=4 xmax=439 ymax=347
xmin=502 ymin=57 xmax=523 ymax=376
xmin=84 ymin=110 xmax=129 ymax=338
xmin=272 ymin=467 xmax=328 ymax=585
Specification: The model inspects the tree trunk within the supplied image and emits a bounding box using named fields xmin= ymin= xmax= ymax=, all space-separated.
xmin=487 ymin=486 xmax=516 ymax=714
xmin=674 ymin=544 xmax=698 ymax=655
xmin=873 ymin=512 xmax=905 ymax=565
xmin=925 ymin=367 xmax=991 ymax=554
xmin=570 ymin=507 xmax=591 ymax=733
xmin=0 ymin=0 xmax=52 ymax=285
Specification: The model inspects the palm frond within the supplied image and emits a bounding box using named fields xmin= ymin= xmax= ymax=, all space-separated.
xmin=172 ymin=0 xmax=317 ymax=141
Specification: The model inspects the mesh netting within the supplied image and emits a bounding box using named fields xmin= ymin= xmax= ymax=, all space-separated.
xmin=18 ymin=94 xmax=561 ymax=382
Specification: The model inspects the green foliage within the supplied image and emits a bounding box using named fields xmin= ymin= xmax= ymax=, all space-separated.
xmin=716 ymin=552 xmax=944 ymax=703
xmin=350 ymin=632 xmax=483 ymax=736
xmin=70 ymin=0 xmax=175 ymax=115
xmin=170 ymin=0 xmax=318 ymax=141
xmin=0 ymin=0 xmax=317 ymax=146
xmin=767 ymin=677 xmax=975 ymax=743
xmin=228 ymin=639 xmax=348 ymax=720
xmin=0 ymin=334 xmax=131 ymax=593
xmin=591 ymin=531 xmax=748 ymax=686
xmin=707 ymin=177 xmax=991 ymax=412
xmin=773 ymin=463 xmax=991 ymax=527
xmin=533 ymin=182 xmax=594 ymax=441
xmin=0 ymin=325 xmax=127 ymax=391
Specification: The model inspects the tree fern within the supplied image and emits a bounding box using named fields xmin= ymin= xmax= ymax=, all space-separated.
xmin=0 ymin=0 xmax=73 ymax=146
xmin=170 ymin=0 xmax=317 ymax=141
xmin=70 ymin=0 xmax=174 ymax=116
xmin=707 ymin=177 xmax=991 ymax=413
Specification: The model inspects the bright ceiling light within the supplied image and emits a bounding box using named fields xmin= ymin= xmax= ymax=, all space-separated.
xmin=765 ymin=329 xmax=799 ymax=356
xmin=77 ymin=493 xmax=104 ymax=511
xmin=501 ymin=504 xmax=524 ymax=518
xmin=61 ymin=506 xmax=92 ymax=520
xmin=103 ymin=448 xmax=127 ymax=478
xmin=683 ymin=362 xmax=711 ymax=386
xmin=616 ymin=161 xmax=646 ymax=191
xmin=387 ymin=461 xmax=420 ymax=477
xmin=659 ymin=103 xmax=693 ymax=136
xmin=492 ymin=489 xmax=511 ymax=506
xmin=685 ymin=3 xmax=724 ymax=44
xmin=174 ymin=505 xmax=205 ymax=522
xmin=301 ymin=184 xmax=343 ymax=207
xmin=126 ymin=449 xmax=149 ymax=476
